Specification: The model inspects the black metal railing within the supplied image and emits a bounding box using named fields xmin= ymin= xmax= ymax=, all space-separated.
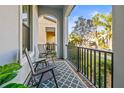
xmin=67 ymin=45 xmax=113 ymax=88
xmin=41 ymin=43 xmax=56 ymax=51
xmin=67 ymin=45 xmax=78 ymax=68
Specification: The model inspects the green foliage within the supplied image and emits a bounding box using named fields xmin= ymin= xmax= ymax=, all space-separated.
xmin=92 ymin=12 xmax=112 ymax=49
xmin=0 ymin=63 xmax=21 ymax=75
xmin=0 ymin=62 xmax=27 ymax=88
xmin=92 ymin=12 xmax=112 ymax=32
xmin=51 ymin=51 xmax=56 ymax=57
xmin=0 ymin=63 xmax=21 ymax=86
xmin=69 ymin=12 xmax=112 ymax=50
xmin=0 ymin=72 xmax=17 ymax=86
xmin=3 ymin=83 xmax=28 ymax=88
xmin=69 ymin=32 xmax=83 ymax=46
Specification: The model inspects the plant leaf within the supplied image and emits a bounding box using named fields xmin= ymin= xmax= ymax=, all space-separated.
xmin=0 ymin=72 xmax=17 ymax=85
xmin=0 ymin=63 xmax=21 ymax=85
xmin=0 ymin=63 xmax=21 ymax=75
xmin=3 ymin=83 xmax=28 ymax=88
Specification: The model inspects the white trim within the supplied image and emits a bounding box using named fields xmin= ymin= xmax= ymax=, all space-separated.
xmin=64 ymin=5 xmax=75 ymax=17
xmin=55 ymin=20 xmax=57 ymax=54
xmin=63 ymin=16 xmax=68 ymax=59
xmin=19 ymin=5 xmax=23 ymax=64
xmin=30 ymin=5 xmax=34 ymax=52
xmin=19 ymin=5 xmax=35 ymax=65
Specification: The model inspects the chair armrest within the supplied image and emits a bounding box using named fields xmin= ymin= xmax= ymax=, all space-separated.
xmin=39 ymin=52 xmax=48 ymax=58
xmin=41 ymin=52 xmax=47 ymax=55
xmin=32 ymin=58 xmax=46 ymax=64
xmin=35 ymin=65 xmax=56 ymax=75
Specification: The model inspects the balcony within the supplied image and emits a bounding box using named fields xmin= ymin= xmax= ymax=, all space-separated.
xmin=20 ymin=44 xmax=112 ymax=88
xmin=27 ymin=59 xmax=87 ymax=88
xmin=1 ymin=5 xmax=124 ymax=88
xmin=67 ymin=45 xmax=113 ymax=88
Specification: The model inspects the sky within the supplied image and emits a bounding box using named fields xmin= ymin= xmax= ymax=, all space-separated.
xmin=68 ymin=5 xmax=112 ymax=34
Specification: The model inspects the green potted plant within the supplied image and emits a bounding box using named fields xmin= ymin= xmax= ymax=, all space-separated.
xmin=49 ymin=50 xmax=56 ymax=63
xmin=0 ymin=61 xmax=28 ymax=88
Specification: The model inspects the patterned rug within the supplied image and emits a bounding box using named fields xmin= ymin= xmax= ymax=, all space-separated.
xmin=28 ymin=60 xmax=86 ymax=88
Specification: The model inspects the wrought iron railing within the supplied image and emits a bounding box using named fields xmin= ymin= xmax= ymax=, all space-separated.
xmin=42 ymin=44 xmax=56 ymax=51
xmin=67 ymin=45 xmax=113 ymax=88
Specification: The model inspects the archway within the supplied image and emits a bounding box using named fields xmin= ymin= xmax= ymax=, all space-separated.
xmin=38 ymin=6 xmax=64 ymax=58
xmin=38 ymin=15 xmax=58 ymax=55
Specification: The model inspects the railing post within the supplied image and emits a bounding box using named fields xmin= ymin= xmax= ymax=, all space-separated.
xmin=77 ymin=47 xmax=80 ymax=72
xmin=67 ymin=44 xmax=114 ymax=88
xmin=104 ymin=52 xmax=107 ymax=88
xmin=98 ymin=51 xmax=101 ymax=88
xmin=111 ymin=53 xmax=114 ymax=88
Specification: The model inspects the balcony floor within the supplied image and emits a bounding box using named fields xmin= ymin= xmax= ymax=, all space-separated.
xmin=28 ymin=59 xmax=87 ymax=88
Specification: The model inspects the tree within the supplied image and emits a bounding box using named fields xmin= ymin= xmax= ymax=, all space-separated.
xmin=69 ymin=32 xmax=83 ymax=46
xmin=92 ymin=12 xmax=112 ymax=50
xmin=69 ymin=12 xmax=112 ymax=50
xmin=70 ymin=16 xmax=95 ymax=47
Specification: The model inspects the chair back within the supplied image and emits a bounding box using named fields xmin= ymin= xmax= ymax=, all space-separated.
xmin=24 ymin=48 xmax=35 ymax=75
xmin=38 ymin=44 xmax=46 ymax=54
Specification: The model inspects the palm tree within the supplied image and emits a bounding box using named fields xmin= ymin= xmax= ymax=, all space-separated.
xmin=92 ymin=12 xmax=112 ymax=50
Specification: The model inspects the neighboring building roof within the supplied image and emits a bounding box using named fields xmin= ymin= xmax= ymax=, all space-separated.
xmin=44 ymin=16 xmax=57 ymax=23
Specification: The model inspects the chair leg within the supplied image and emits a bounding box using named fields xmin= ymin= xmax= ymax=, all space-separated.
xmin=34 ymin=63 xmax=39 ymax=71
xmin=51 ymin=69 xmax=58 ymax=88
xmin=36 ymin=73 xmax=44 ymax=88
xmin=31 ymin=76 xmax=38 ymax=86
xmin=27 ymin=75 xmax=32 ymax=86
xmin=44 ymin=61 xmax=48 ymax=66
xmin=52 ymin=57 xmax=55 ymax=64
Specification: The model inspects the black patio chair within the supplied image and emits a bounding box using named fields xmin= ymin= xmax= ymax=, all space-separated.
xmin=38 ymin=44 xmax=48 ymax=58
xmin=24 ymin=48 xmax=58 ymax=88
xmin=38 ymin=44 xmax=56 ymax=64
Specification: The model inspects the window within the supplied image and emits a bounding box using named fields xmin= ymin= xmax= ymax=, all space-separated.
xmin=22 ymin=5 xmax=32 ymax=52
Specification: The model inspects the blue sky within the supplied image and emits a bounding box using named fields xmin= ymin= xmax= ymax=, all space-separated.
xmin=68 ymin=5 xmax=112 ymax=34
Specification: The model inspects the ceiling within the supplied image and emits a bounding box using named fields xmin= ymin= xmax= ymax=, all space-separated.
xmin=38 ymin=5 xmax=64 ymax=9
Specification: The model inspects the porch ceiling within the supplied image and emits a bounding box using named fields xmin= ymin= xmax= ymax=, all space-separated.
xmin=38 ymin=5 xmax=65 ymax=9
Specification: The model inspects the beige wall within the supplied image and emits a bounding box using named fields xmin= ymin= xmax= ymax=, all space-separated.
xmin=38 ymin=16 xmax=56 ymax=44
xmin=38 ymin=6 xmax=73 ymax=58
xmin=0 ymin=5 xmax=19 ymax=65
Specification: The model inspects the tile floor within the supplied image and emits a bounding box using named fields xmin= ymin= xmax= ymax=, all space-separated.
xmin=28 ymin=60 xmax=86 ymax=88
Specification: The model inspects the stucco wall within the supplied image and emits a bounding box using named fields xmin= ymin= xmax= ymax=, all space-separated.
xmin=38 ymin=6 xmax=63 ymax=58
xmin=8 ymin=5 xmax=39 ymax=84
xmin=0 ymin=6 xmax=19 ymax=65
xmin=113 ymin=5 xmax=124 ymax=88
xmin=38 ymin=16 xmax=56 ymax=44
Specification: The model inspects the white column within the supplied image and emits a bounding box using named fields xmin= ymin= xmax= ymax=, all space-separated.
xmin=32 ymin=5 xmax=39 ymax=58
xmin=113 ymin=5 xmax=124 ymax=88
xmin=57 ymin=14 xmax=63 ymax=58
xmin=19 ymin=5 xmax=23 ymax=65
xmin=55 ymin=23 xmax=57 ymax=54
xmin=56 ymin=21 xmax=60 ymax=58
xmin=63 ymin=16 xmax=68 ymax=59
